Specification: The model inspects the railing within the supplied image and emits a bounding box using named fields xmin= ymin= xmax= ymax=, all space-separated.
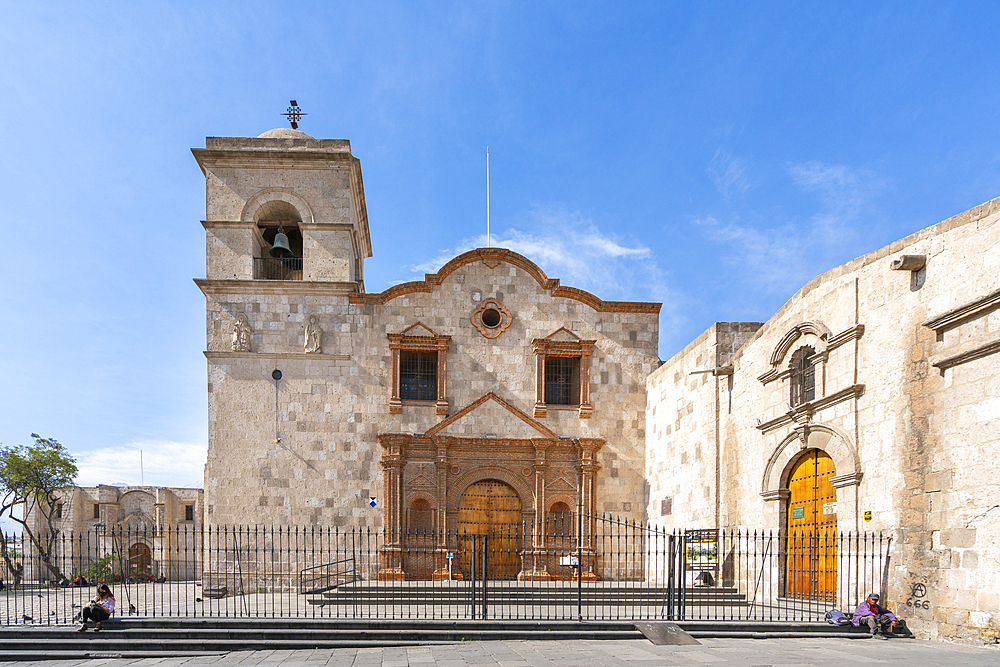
xmin=0 ymin=519 xmax=889 ymax=625
xmin=253 ymin=256 xmax=302 ymax=280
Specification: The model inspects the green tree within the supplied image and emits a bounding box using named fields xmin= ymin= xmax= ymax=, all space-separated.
xmin=0 ymin=435 xmax=78 ymax=585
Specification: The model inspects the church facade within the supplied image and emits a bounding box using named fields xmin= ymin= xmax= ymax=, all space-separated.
xmin=194 ymin=129 xmax=659 ymax=580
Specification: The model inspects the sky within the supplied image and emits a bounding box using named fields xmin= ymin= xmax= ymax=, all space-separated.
xmin=2 ymin=1 xmax=1000 ymax=502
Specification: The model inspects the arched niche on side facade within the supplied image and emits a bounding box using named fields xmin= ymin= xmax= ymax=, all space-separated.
xmin=760 ymin=423 xmax=864 ymax=531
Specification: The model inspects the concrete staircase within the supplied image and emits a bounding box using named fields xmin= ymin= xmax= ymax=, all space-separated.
xmin=0 ymin=617 xmax=889 ymax=660
xmin=308 ymin=582 xmax=747 ymax=607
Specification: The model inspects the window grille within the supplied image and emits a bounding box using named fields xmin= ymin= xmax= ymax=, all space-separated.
xmin=400 ymin=351 xmax=438 ymax=401
xmin=790 ymin=347 xmax=816 ymax=406
xmin=544 ymin=357 xmax=580 ymax=405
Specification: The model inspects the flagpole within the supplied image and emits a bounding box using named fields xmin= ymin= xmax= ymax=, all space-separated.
xmin=486 ymin=146 xmax=493 ymax=248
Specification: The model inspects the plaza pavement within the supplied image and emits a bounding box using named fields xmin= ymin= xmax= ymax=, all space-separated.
xmin=0 ymin=637 xmax=997 ymax=667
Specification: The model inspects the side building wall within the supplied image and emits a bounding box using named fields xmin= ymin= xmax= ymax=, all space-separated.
xmin=646 ymin=197 xmax=1000 ymax=642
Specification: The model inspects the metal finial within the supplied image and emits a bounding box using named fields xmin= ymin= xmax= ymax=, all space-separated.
xmin=282 ymin=100 xmax=307 ymax=130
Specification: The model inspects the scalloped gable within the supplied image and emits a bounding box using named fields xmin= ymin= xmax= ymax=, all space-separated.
xmin=349 ymin=248 xmax=661 ymax=314
xmin=426 ymin=392 xmax=558 ymax=439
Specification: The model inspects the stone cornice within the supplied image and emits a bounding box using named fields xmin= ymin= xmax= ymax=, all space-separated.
xmin=756 ymin=384 xmax=866 ymax=434
xmin=194 ymin=279 xmax=358 ymax=297
xmin=923 ymin=287 xmax=1000 ymax=333
xmin=758 ymin=324 xmax=864 ymax=384
xmin=931 ymin=339 xmax=1000 ymax=372
xmin=201 ymin=220 xmax=255 ymax=229
xmin=204 ymin=351 xmax=350 ymax=361
xmin=349 ymin=248 xmax=661 ymax=314
xmin=192 ymin=148 xmax=358 ymax=173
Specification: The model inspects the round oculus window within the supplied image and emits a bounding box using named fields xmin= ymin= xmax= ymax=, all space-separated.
xmin=481 ymin=308 xmax=502 ymax=328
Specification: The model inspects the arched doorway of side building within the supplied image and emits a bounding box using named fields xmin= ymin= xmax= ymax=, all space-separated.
xmin=784 ymin=449 xmax=837 ymax=602
xmin=128 ymin=542 xmax=152 ymax=579
xmin=457 ymin=480 xmax=523 ymax=580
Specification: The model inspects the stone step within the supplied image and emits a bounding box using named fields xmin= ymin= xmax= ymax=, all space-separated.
xmin=0 ymin=619 xmax=896 ymax=659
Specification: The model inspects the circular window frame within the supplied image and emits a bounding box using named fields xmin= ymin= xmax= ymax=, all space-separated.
xmin=471 ymin=299 xmax=513 ymax=339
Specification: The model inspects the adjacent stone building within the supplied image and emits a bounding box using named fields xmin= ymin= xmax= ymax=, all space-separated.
xmin=194 ymin=128 xmax=660 ymax=580
xmin=28 ymin=484 xmax=204 ymax=581
xmin=646 ymin=198 xmax=1000 ymax=642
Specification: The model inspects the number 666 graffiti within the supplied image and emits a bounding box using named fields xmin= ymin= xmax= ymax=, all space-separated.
xmin=906 ymin=582 xmax=930 ymax=609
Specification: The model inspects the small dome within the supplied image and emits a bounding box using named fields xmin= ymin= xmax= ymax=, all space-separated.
xmin=257 ymin=128 xmax=314 ymax=139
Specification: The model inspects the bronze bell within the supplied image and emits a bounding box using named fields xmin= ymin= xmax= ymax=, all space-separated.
xmin=269 ymin=227 xmax=293 ymax=258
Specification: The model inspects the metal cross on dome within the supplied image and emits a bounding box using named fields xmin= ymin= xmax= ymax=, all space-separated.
xmin=282 ymin=100 xmax=307 ymax=129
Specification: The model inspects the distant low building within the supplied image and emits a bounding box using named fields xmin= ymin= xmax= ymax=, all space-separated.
xmin=26 ymin=484 xmax=204 ymax=582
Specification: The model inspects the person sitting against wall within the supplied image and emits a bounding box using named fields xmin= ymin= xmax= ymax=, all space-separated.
xmin=852 ymin=592 xmax=898 ymax=639
xmin=78 ymin=584 xmax=115 ymax=632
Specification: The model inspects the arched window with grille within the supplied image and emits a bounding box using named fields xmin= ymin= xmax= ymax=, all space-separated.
xmin=789 ymin=346 xmax=816 ymax=407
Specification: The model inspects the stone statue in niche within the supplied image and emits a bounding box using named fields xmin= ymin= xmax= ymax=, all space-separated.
xmin=304 ymin=315 xmax=323 ymax=354
xmin=231 ymin=313 xmax=251 ymax=352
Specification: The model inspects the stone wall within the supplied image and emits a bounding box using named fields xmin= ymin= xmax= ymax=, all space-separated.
xmin=645 ymin=197 xmax=1000 ymax=642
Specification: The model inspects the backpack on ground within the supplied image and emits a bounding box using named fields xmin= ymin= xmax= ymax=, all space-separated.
xmin=825 ymin=609 xmax=851 ymax=625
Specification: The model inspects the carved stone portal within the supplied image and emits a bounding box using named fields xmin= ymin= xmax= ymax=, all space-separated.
xmin=377 ymin=393 xmax=604 ymax=582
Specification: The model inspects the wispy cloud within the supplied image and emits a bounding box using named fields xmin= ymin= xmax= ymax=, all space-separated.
xmin=697 ymin=161 xmax=885 ymax=302
xmin=707 ymin=150 xmax=751 ymax=200
xmin=75 ymin=441 xmax=206 ymax=489
xmin=409 ymin=204 xmax=660 ymax=297
xmin=407 ymin=204 xmax=682 ymax=351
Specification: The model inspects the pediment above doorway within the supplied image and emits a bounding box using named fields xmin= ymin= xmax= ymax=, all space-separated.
xmin=426 ymin=392 xmax=558 ymax=440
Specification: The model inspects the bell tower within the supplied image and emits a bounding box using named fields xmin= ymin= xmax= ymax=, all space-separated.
xmin=194 ymin=127 xmax=374 ymax=526
xmin=192 ymin=128 xmax=371 ymax=288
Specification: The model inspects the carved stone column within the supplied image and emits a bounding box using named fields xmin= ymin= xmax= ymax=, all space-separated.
xmin=378 ymin=436 xmax=407 ymax=580
xmin=577 ymin=438 xmax=603 ymax=581
xmin=578 ymin=351 xmax=594 ymax=418
xmin=389 ymin=347 xmax=402 ymax=414
xmin=519 ymin=440 xmax=552 ymax=580
xmin=432 ymin=442 xmax=460 ymax=579
xmin=533 ymin=353 xmax=547 ymax=418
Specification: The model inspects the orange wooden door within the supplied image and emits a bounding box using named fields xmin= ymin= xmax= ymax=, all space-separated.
xmin=457 ymin=480 xmax=523 ymax=580
xmin=785 ymin=449 xmax=837 ymax=601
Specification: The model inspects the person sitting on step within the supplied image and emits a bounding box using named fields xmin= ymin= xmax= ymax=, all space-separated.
xmin=78 ymin=584 xmax=115 ymax=632
xmin=852 ymin=592 xmax=898 ymax=639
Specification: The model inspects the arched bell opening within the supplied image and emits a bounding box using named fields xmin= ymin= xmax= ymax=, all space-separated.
xmin=254 ymin=200 xmax=303 ymax=280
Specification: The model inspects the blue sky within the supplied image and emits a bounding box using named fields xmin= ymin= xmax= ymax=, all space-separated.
xmin=2 ymin=2 xmax=999 ymax=495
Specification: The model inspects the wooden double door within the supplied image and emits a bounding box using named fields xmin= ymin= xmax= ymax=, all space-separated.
xmin=457 ymin=480 xmax=523 ymax=580
xmin=785 ymin=449 xmax=837 ymax=601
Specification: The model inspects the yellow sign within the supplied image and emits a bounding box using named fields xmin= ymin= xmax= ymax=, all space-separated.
xmin=864 ymin=510 xmax=872 ymax=522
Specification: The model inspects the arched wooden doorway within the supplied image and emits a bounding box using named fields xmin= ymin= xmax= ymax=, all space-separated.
xmin=785 ymin=449 xmax=837 ymax=601
xmin=457 ymin=480 xmax=523 ymax=580
xmin=128 ymin=542 xmax=152 ymax=577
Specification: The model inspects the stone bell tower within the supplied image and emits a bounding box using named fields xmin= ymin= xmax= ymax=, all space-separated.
xmin=193 ymin=128 xmax=371 ymax=287
xmin=194 ymin=127 xmax=373 ymax=526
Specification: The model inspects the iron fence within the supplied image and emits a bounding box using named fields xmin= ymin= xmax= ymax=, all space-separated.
xmin=0 ymin=517 xmax=889 ymax=625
